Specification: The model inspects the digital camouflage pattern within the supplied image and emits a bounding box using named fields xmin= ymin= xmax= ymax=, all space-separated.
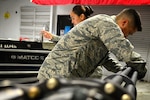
xmin=50 ymin=34 xmax=62 ymax=42
xmin=37 ymin=14 xmax=143 ymax=80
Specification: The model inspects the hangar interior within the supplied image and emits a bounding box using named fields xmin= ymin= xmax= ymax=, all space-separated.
xmin=0 ymin=0 xmax=150 ymax=100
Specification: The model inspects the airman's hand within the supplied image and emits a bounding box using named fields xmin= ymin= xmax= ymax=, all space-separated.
xmin=41 ymin=30 xmax=53 ymax=40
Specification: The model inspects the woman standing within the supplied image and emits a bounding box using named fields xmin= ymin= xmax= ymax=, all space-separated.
xmin=41 ymin=5 xmax=94 ymax=42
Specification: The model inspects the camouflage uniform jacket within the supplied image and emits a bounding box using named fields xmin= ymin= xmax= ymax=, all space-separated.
xmin=37 ymin=14 xmax=141 ymax=80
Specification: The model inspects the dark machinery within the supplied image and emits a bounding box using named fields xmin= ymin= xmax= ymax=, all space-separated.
xmin=0 ymin=67 xmax=138 ymax=100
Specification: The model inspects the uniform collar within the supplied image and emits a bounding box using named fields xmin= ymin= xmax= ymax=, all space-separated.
xmin=111 ymin=15 xmax=116 ymax=22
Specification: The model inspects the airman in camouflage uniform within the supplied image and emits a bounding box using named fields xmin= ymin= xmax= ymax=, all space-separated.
xmin=37 ymin=8 xmax=147 ymax=81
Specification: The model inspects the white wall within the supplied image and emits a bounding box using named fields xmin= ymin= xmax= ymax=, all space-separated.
xmin=0 ymin=0 xmax=36 ymax=40
xmin=0 ymin=0 xmax=73 ymax=40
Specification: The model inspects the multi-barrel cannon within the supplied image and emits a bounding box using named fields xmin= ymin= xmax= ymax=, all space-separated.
xmin=0 ymin=66 xmax=140 ymax=100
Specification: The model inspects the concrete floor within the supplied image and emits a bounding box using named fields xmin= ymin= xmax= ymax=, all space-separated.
xmin=136 ymin=81 xmax=150 ymax=100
